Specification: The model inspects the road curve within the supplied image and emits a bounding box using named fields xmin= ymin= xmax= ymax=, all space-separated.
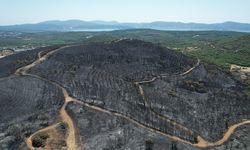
xmin=14 ymin=46 xmax=79 ymax=150
xmin=4 ymin=45 xmax=250 ymax=149
xmin=134 ymin=58 xmax=201 ymax=135
xmin=195 ymin=120 xmax=250 ymax=148
xmin=134 ymin=58 xmax=250 ymax=148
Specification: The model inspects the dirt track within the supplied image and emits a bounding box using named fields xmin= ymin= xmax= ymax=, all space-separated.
xmin=9 ymin=46 xmax=250 ymax=149
xmin=134 ymin=58 xmax=250 ymax=148
xmin=15 ymin=46 xmax=78 ymax=150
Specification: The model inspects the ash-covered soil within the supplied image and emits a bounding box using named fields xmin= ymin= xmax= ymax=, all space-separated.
xmin=0 ymin=39 xmax=250 ymax=150
xmin=209 ymin=125 xmax=250 ymax=150
xmin=142 ymin=64 xmax=250 ymax=142
xmin=67 ymin=102 xmax=250 ymax=150
xmin=29 ymin=39 xmax=199 ymax=143
xmin=0 ymin=45 xmax=60 ymax=78
xmin=66 ymin=102 xmax=196 ymax=150
xmin=0 ymin=75 xmax=64 ymax=150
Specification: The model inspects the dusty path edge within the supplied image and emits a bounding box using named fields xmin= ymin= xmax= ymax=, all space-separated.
xmin=134 ymin=58 xmax=250 ymax=148
xmin=14 ymin=45 xmax=79 ymax=150
xmin=1 ymin=45 xmax=249 ymax=149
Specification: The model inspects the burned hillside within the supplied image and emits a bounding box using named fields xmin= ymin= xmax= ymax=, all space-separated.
xmin=0 ymin=39 xmax=250 ymax=149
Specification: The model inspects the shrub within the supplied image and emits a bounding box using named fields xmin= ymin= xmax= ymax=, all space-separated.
xmin=31 ymin=132 xmax=49 ymax=148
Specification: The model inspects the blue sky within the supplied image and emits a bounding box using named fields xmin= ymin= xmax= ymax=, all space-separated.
xmin=0 ymin=0 xmax=250 ymax=25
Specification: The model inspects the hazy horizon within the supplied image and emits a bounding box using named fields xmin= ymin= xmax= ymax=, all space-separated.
xmin=0 ymin=0 xmax=250 ymax=25
xmin=2 ymin=19 xmax=250 ymax=26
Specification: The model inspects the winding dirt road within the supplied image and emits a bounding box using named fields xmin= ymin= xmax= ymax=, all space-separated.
xmin=134 ymin=58 xmax=250 ymax=148
xmin=136 ymin=83 xmax=195 ymax=135
xmin=61 ymin=89 xmax=78 ymax=150
xmin=15 ymin=46 xmax=72 ymax=75
xmin=194 ymin=120 xmax=250 ymax=148
xmin=6 ymin=46 xmax=250 ymax=149
xmin=15 ymin=46 xmax=78 ymax=150
xmin=180 ymin=59 xmax=200 ymax=76
xmin=134 ymin=59 xmax=201 ymax=134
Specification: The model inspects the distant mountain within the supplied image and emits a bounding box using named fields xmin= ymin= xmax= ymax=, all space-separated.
xmin=0 ymin=20 xmax=129 ymax=32
xmin=0 ymin=20 xmax=250 ymax=32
